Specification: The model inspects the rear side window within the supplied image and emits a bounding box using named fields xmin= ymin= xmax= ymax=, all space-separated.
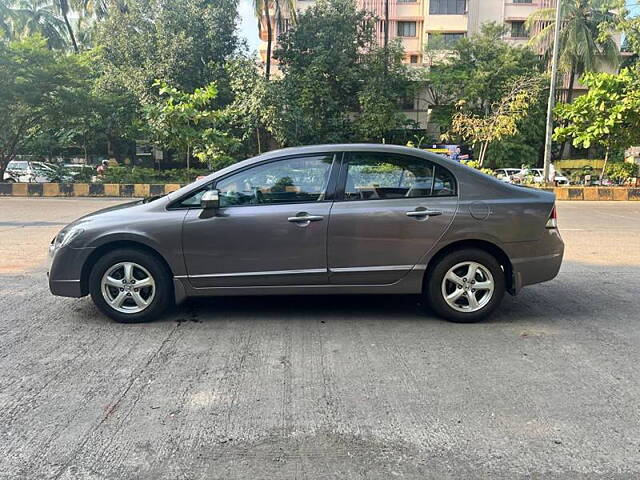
xmin=433 ymin=165 xmax=456 ymax=196
xmin=342 ymin=152 xmax=456 ymax=200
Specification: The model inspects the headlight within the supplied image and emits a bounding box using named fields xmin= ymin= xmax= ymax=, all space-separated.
xmin=54 ymin=227 xmax=85 ymax=248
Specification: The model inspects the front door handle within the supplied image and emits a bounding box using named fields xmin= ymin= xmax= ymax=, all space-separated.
xmin=288 ymin=213 xmax=324 ymax=223
xmin=406 ymin=209 xmax=442 ymax=218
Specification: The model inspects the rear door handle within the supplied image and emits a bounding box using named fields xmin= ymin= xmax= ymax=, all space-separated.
xmin=287 ymin=214 xmax=324 ymax=223
xmin=406 ymin=209 xmax=442 ymax=218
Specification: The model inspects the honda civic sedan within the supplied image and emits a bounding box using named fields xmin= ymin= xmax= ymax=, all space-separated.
xmin=48 ymin=144 xmax=564 ymax=323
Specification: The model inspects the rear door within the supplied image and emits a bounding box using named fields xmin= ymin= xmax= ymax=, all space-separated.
xmin=327 ymin=151 xmax=458 ymax=285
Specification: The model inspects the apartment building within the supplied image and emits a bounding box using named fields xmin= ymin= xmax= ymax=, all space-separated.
xmin=258 ymin=0 xmax=557 ymax=67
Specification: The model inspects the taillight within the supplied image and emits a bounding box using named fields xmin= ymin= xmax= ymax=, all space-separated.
xmin=546 ymin=205 xmax=557 ymax=229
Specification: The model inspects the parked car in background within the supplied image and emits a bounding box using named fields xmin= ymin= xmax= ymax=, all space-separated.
xmin=495 ymin=168 xmax=522 ymax=183
xmin=48 ymin=144 xmax=564 ymax=325
xmin=3 ymin=160 xmax=55 ymax=183
xmin=531 ymin=168 xmax=570 ymax=185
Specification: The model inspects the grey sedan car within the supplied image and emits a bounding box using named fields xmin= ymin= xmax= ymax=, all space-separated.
xmin=48 ymin=144 xmax=564 ymax=323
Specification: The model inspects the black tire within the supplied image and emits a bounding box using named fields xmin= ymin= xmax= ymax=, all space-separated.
xmin=424 ymin=248 xmax=505 ymax=323
xmin=89 ymin=248 xmax=172 ymax=323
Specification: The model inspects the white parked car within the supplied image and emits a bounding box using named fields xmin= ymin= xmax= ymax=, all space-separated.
xmin=3 ymin=160 xmax=55 ymax=183
xmin=530 ymin=168 xmax=570 ymax=185
xmin=494 ymin=168 xmax=523 ymax=183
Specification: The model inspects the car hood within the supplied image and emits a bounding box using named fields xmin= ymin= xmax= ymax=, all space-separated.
xmin=62 ymin=197 xmax=166 ymax=232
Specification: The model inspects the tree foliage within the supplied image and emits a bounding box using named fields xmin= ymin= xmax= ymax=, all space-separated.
xmin=553 ymin=69 xmax=640 ymax=178
xmin=448 ymin=75 xmax=545 ymax=167
xmin=0 ymin=35 xmax=89 ymax=178
xmin=270 ymin=0 xmax=411 ymax=146
xmin=143 ymin=81 xmax=239 ymax=170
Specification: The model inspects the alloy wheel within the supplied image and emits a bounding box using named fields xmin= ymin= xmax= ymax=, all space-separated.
xmin=441 ymin=261 xmax=494 ymax=313
xmin=100 ymin=262 xmax=156 ymax=314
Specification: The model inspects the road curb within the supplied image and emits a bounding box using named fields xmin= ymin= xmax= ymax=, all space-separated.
xmin=0 ymin=183 xmax=638 ymax=200
xmin=0 ymin=183 xmax=184 ymax=197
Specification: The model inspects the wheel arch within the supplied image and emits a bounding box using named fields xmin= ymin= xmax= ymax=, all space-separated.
xmin=80 ymin=240 xmax=175 ymax=296
xmin=423 ymin=239 xmax=514 ymax=294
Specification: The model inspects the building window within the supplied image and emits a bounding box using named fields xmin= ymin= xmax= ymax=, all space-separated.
xmin=410 ymin=54 xmax=419 ymax=63
xmin=512 ymin=0 xmax=533 ymax=3
xmin=429 ymin=0 xmax=466 ymax=15
xmin=400 ymin=95 xmax=415 ymax=110
xmin=510 ymin=21 xmax=527 ymax=38
xmin=428 ymin=32 xmax=465 ymax=46
xmin=397 ymin=21 xmax=417 ymax=37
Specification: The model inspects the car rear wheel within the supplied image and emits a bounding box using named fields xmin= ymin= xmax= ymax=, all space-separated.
xmin=89 ymin=248 xmax=172 ymax=323
xmin=424 ymin=248 xmax=505 ymax=323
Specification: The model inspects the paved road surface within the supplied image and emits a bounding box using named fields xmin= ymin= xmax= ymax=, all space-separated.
xmin=1 ymin=198 xmax=639 ymax=479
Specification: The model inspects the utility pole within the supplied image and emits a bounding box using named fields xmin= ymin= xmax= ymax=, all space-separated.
xmin=543 ymin=0 xmax=563 ymax=184
xmin=384 ymin=0 xmax=389 ymax=49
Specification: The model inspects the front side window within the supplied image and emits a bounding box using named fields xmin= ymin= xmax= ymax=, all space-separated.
xmin=216 ymin=155 xmax=334 ymax=207
xmin=342 ymin=153 xmax=456 ymax=200
xmin=397 ymin=21 xmax=417 ymax=37
xmin=429 ymin=0 xmax=466 ymax=15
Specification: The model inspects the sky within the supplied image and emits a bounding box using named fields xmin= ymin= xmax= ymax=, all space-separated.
xmin=239 ymin=0 xmax=259 ymax=52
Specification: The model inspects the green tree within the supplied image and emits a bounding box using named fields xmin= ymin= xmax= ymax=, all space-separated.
xmin=354 ymin=41 xmax=414 ymax=142
xmin=223 ymin=55 xmax=272 ymax=156
xmin=427 ymin=24 xmax=542 ymax=116
xmin=0 ymin=35 xmax=88 ymax=179
xmin=95 ymin=0 xmax=239 ymax=104
xmin=447 ymin=75 xmax=544 ymax=167
xmin=6 ymin=0 xmax=68 ymax=49
xmin=143 ymin=80 xmax=239 ymax=170
xmin=553 ymin=68 xmax=640 ymax=179
xmin=271 ymin=0 xmax=412 ymax=146
xmin=526 ymin=0 xmax=621 ymax=104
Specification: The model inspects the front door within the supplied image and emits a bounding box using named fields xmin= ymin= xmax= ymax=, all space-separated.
xmin=181 ymin=154 xmax=337 ymax=288
xmin=328 ymin=151 xmax=458 ymax=285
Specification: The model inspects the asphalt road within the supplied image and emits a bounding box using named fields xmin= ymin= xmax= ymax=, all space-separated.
xmin=1 ymin=198 xmax=639 ymax=479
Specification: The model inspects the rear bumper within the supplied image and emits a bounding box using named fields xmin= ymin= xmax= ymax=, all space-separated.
xmin=508 ymin=229 xmax=564 ymax=293
xmin=48 ymin=245 xmax=94 ymax=298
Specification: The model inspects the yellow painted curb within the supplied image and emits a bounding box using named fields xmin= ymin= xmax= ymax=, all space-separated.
xmin=43 ymin=183 xmax=59 ymax=196
xmin=553 ymin=188 xmax=569 ymax=200
xmin=613 ymin=188 xmax=629 ymax=201
xmin=164 ymin=184 xmax=181 ymax=194
xmin=12 ymin=183 xmax=28 ymax=196
xmin=583 ymin=188 xmax=598 ymax=201
xmin=104 ymin=184 xmax=120 ymax=197
xmin=73 ymin=184 xmax=89 ymax=196
xmin=134 ymin=184 xmax=150 ymax=198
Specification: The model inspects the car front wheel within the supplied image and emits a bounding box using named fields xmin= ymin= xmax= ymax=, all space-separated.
xmin=425 ymin=248 xmax=505 ymax=323
xmin=89 ymin=248 xmax=172 ymax=323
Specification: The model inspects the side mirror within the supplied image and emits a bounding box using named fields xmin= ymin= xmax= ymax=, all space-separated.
xmin=201 ymin=189 xmax=220 ymax=210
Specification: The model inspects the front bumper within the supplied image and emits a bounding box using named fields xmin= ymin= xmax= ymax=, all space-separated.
xmin=48 ymin=244 xmax=95 ymax=298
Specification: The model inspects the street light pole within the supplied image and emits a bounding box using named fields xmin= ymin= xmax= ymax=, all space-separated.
xmin=543 ymin=0 xmax=563 ymax=184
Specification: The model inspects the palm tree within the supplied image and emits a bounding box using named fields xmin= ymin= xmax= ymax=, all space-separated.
xmin=254 ymin=0 xmax=296 ymax=80
xmin=526 ymin=0 xmax=620 ymax=104
xmin=9 ymin=0 xmax=68 ymax=49
xmin=0 ymin=2 xmax=16 ymax=39
xmin=56 ymin=0 xmax=79 ymax=52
